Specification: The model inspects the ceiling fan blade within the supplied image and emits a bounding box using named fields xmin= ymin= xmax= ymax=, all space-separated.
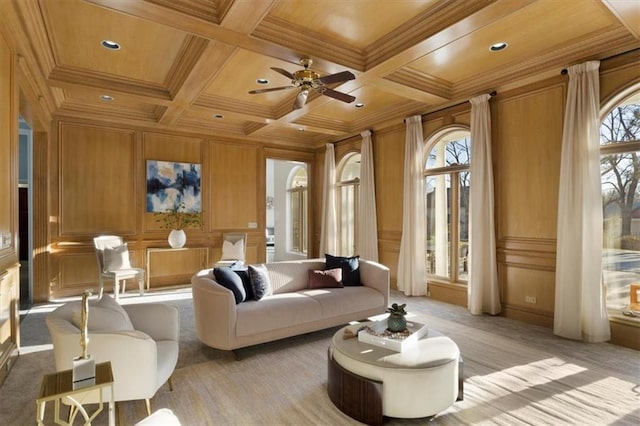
xmin=249 ymin=86 xmax=295 ymax=94
xmin=317 ymin=70 xmax=355 ymax=85
xmin=271 ymin=67 xmax=295 ymax=80
xmin=321 ymin=87 xmax=356 ymax=103
xmin=293 ymin=89 xmax=309 ymax=109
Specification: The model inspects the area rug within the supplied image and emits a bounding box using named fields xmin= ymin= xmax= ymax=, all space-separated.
xmin=1 ymin=290 xmax=638 ymax=425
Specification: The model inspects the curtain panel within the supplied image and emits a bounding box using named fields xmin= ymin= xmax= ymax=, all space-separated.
xmin=554 ymin=61 xmax=610 ymax=342
xmin=397 ymin=115 xmax=427 ymax=296
xmin=319 ymin=143 xmax=337 ymax=256
xmin=357 ymin=130 xmax=379 ymax=261
xmin=468 ymin=94 xmax=501 ymax=315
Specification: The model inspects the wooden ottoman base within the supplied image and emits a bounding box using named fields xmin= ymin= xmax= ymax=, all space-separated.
xmin=327 ymin=348 xmax=383 ymax=425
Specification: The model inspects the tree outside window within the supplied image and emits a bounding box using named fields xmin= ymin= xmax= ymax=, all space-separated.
xmin=600 ymin=94 xmax=640 ymax=312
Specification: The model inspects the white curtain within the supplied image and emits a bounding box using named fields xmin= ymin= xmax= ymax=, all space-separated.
xmin=319 ymin=143 xmax=338 ymax=256
xmin=468 ymin=94 xmax=501 ymax=315
xmin=554 ymin=61 xmax=610 ymax=342
xmin=397 ymin=115 xmax=427 ymax=296
xmin=357 ymin=130 xmax=379 ymax=261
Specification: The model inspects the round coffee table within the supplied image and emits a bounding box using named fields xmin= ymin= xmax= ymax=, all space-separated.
xmin=327 ymin=322 xmax=462 ymax=425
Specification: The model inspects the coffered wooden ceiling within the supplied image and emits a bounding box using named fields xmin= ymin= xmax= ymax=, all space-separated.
xmin=6 ymin=0 xmax=640 ymax=148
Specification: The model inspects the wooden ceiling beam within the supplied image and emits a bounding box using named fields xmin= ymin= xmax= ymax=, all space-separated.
xmin=159 ymin=42 xmax=237 ymax=125
xmin=83 ymin=0 xmax=309 ymax=67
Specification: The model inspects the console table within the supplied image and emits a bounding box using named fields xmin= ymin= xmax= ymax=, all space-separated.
xmin=146 ymin=247 xmax=209 ymax=289
xmin=37 ymin=361 xmax=114 ymax=426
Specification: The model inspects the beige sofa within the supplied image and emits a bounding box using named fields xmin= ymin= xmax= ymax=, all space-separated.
xmin=191 ymin=258 xmax=389 ymax=351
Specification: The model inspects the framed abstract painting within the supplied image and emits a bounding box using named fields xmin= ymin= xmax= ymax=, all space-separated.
xmin=146 ymin=160 xmax=202 ymax=213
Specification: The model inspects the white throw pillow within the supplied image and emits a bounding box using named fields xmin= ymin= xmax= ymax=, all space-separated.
xmin=222 ymin=239 xmax=244 ymax=260
xmin=71 ymin=294 xmax=134 ymax=332
xmin=103 ymin=243 xmax=131 ymax=272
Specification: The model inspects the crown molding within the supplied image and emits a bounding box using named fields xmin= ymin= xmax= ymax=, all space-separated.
xmin=49 ymin=65 xmax=172 ymax=100
xmin=251 ymin=15 xmax=364 ymax=71
xmin=384 ymin=69 xmax=453 ymax=100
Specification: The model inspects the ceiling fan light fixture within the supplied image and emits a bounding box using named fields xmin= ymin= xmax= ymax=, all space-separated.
xmin=101 ymin=40 xmax=121 ymax=50
xmin=355 ymin=103 xmax=365 ymax=108
xmin=256 ymin=78 xmax=269 ymax=85
xmin=294 ymin=89 xmax=310 ymax=109
xmin=249 ymin=57 xmax=356 ymax=111
xmin=490 ymin=42 xmax=508 ymax=52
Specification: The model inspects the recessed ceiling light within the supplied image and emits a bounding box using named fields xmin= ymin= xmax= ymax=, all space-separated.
xmin=99 ymin=95 xmax=114 ymax=101
xmin=256 ymin=78 xmax=269 ymax=85
xmin=101 ymin=40 xmax=121 ymax=50
xmin=355 ymin=103 xmax=365 ymax=108
xmin=297 ymin=128 xmax=304 ymax=132
xmin=489 ymin=42 xmax=508 ymax=52
xmin=213 ymin=114 xmax=224 ymax=119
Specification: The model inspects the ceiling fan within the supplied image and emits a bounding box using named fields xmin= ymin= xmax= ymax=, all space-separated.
xmin=249 ymin=58 xmax=356 ymax=110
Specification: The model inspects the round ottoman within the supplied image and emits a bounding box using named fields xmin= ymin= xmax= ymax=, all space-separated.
xmin=328 ymin=323 xmax=460 ymax=422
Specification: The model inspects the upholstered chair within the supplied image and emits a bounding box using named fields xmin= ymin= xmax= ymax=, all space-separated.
xmin=215 ymin=233 xmax=247 ymax=267
xmin=46 ymin=296 xmax=179 ymax=416
xmin=93 ymin=235 xmax=145 ymax=301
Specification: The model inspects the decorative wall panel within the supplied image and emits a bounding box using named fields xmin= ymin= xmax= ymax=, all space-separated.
xmin=59 ymin=124 xmax=137 ymax=235
xmin=209 ymin=142 xmax=258 ymax=230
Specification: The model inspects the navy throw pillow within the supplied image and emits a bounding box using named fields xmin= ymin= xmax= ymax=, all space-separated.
xmin=325 ymin=253 xmax=361 ymax=286
xmin=232 ymin=268 xmax=254 ymax=301
xmin=213 ymin=267 xmax=246 ymax=304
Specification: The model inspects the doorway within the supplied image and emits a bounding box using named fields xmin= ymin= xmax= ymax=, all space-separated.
xmin=18 ymin=116 xmax=32 ymax=308
xmin=266 ymin=159 xmax=309 ymax=262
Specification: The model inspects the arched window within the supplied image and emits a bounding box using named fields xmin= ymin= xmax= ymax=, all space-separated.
xmin=336 ymin=153 xmax=361 ymax=256
xmin=424 ymin=128 xmax=471 ymax=283
xmin=287 ymin=166 xmax=307 ymax=254
xmin=600 ymin=90 xmax=640 ymax=313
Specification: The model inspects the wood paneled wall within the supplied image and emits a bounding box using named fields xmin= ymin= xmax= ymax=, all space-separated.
xmin=0 ymin=29 xmax=20 ymax=385
xmin=45 ymin=122 xmax=291 ymax=298
xmin=493 ymin=80 xmax=566 ymax=326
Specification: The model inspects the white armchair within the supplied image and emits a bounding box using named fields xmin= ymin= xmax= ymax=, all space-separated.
xmin=46 ymin=296 xmax=179 ymax=416
xmin=93 ymin=235 xmax=146 ymax=301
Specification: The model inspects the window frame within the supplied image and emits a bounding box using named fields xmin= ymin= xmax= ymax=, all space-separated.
xmin=423 ymin=126 xmax=471 ymax=286
xmin=287 ymin=166 xmax=308 ymax=254
xmin=599 ymin=86 xmax=640 ymax=320
xmin=336 ymin=152 xmax=361 ymax=257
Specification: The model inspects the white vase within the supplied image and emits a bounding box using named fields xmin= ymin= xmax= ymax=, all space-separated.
xmin=168 ymin=229 xmax=186 ymax=248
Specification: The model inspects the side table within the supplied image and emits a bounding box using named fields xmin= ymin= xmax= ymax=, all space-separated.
xmin=36 ymin=361 xmax=115 ymax=426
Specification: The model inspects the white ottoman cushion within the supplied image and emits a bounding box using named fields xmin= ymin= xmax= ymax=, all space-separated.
xmin=332 ymin=333 xmax=459 ymax=419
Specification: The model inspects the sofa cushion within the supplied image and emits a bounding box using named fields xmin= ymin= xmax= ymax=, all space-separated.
xmin=103 ymin=243 xmax=131 ymax=272
xmin=236 ymin=293 xmax=322 ymax=336
xmin=248 ymin=264 xmax=273 ymax=300
xmin=266 ymin=260 xmax=326 ymax=294
xmin=325 ymin=254 xmax=361 ymax=286
xmin=213 ymin=267 xmax=246 ymax=304
xmin=71 ymin=295 xmax=134 ymax=332
xmin=308 ymin=268 xmax=343 ymax=289
xmin=301 ymin=286 xmax=384 ymax=318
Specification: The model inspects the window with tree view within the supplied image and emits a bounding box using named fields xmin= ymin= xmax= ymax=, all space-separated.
xmin=337 ymin=153 xmax=360 ymax=256
xmin=424 ymin=129 xmax=470 ymax=284
xmin=600 ymin=93 xmax=640 ymax=315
